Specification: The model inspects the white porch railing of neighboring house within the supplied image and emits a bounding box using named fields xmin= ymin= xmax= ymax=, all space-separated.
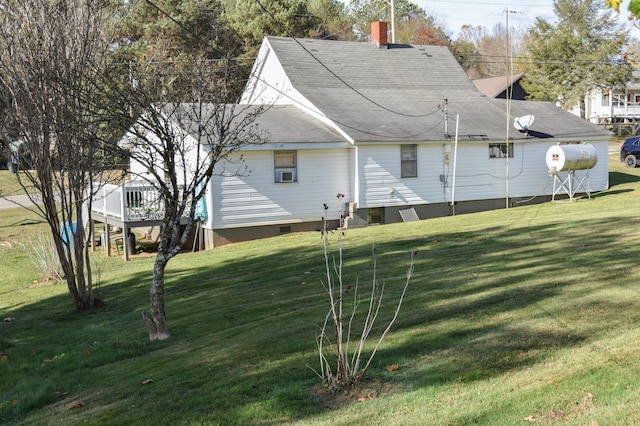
xmin=612 ymin=105 xmax=640 ymax=117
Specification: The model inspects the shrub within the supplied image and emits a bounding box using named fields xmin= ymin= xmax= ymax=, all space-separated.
xmin=28 ymin=233 xmax=64 ymax=282
xmin=314 ymin=200 xmax=414 ymax=391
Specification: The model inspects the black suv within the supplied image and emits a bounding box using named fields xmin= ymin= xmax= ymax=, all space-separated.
xmin=620 ymin=136 xmax=640 ymax=167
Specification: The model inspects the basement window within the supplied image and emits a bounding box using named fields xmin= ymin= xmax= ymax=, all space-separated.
xmin=401 ymin=144 xmax=417 ymax=178
xmin=368 ymin=208 xmax=383 ymax=224
xmin=489 ymin=143 xmax=514 ymax=158
xmin=279 ymin=226 xmax=291 ymax=234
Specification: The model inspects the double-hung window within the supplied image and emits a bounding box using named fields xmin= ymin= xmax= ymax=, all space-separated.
xmin=401 ymin=144 xmax=417 ymax=178
xmin=274 ymin=151 xmax=297 ymax=183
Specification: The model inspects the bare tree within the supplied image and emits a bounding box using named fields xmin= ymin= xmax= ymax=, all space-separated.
xmin=0 ymin=0 xmax=125 ymax=309
xmin=119 ymin=58 xmax=269 ymax=341
xmin=456 ymin=23 xmax=526 ymax=79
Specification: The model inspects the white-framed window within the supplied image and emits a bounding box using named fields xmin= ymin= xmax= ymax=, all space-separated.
xmin=612 ymin=93 xmax=626 ymax=107
xmin=401 ymin=144 xmax=417 ymax=178
xmin=489 ymin=143 xmax=514 ymax=158
xmin=274 ymin=150 xmax=297 ymax=183
xmin=601 ymin=89 xmax=609 ymax=107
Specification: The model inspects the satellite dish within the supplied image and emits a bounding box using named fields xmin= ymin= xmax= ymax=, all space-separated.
xmin=514 ymin=114 xmax=535 ymax=132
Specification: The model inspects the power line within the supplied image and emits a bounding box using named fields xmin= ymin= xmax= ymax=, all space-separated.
xmin=428 ymin=0 xmax=552 ymax=7
xmin=457 ymin=55 xmax=627 ymax=66
xmin=144 ymin=0 xmax=227 ymax=59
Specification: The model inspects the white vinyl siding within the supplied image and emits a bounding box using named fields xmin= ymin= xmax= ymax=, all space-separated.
xmin=203 ymin=140 xmax=608 ymax=231
xmin=357 ymin=140 xmax=609 ymax=209
xmin=210 ymin=148 xmax=352 ymax=229
xmin=359 ymin=144 xmax=443 ymax=207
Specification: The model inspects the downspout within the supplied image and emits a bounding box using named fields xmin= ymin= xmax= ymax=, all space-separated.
xmin=451 ymin=115 xmax=459 ymax=216
xmin=346 ymin=145 xmax=359 ymax=229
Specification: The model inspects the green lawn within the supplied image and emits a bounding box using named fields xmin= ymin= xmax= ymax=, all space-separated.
xmin=2 ymin=140 xmax=640 ymax=425
xmin=0 ymin=170 xmax=28 ymax=198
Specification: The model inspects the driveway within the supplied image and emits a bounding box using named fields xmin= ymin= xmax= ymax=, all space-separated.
xmin=0 ymin=193 xmax=39 ymax=210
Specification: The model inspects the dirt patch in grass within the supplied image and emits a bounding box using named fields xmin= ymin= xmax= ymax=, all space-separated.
xmin=533 ymin=392 xmax=596 ymax=424
xmin=310 ymin=377 xmax=394 ymax=410
xmin=27 ymin=278 xmax=61 ymax=288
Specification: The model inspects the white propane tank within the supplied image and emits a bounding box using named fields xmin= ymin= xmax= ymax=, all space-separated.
xmin=545 ymin=143 xmax=597 ymax=173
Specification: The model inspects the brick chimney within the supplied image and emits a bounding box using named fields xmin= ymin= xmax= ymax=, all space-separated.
xmin=371 ymin=21 xmax=388 ymax=48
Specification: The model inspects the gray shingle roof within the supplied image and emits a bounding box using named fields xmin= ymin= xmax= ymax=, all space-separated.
xmin=265 ymin=36 xmax=610 ymax=142
xmin=491 ymin=99 xmax=612 ymax=139
xmin=247 ymin=104 xmax=345 ymax=143
xmin=162 ymin=103 xmax=345 ymax=144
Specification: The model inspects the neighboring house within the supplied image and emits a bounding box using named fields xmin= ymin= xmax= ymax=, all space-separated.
xmin=96 ymin=22 xmax=612 ymax=250
xmin=580 ymin=70 xmax=640 ymax=124
xmin=472 ymin=73 xmax=527 ymax=100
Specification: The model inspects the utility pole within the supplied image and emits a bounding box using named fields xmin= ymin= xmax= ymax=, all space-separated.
xmin=504 ymin=8 xmax=518 ymax=209
xmin=505 ymin=8 xmax=510 ymax=209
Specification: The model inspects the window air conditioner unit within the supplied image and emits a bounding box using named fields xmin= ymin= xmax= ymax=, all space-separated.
xmin=276 ymin=169 xmax=296 ymax=182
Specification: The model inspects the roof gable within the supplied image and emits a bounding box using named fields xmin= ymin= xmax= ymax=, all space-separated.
xmin=472 ymin=73 xmax=526 ymax=98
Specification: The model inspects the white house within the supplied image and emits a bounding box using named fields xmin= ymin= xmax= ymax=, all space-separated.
xmin=98 ymin=23 xmax=612 ymax=250
xmin=200 ymin=24 xmax=610 ymax=247
xmin=579 ymin=70 xmax=640 ymax=124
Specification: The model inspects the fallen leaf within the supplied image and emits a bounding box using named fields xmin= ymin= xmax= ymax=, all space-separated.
xmin=385 ymin=364 xmax=399 ymax=372
xmin=66 ymin=400 xmax=84 ymax=410
xmin=523 ymin=415 xmax=536 ymax=422
xmin=142 ymin=379 xmax=153 ymax=385
xmin=85 ymin=350 xmax=91 ymax=355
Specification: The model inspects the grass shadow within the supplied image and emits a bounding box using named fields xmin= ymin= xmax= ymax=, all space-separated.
xmin=609 ymin=170 xmax=640 ymax=187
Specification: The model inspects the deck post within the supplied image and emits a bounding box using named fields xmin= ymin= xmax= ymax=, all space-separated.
xmin=122 ymin=224 xmax=129 ymax=261
xmin=106 ymin=223 xmax=112 ymax=257
xmin=90 ymin=219 xmax=96 ymax=252
xmin=120 ymin=183 xmax=127 ymax=222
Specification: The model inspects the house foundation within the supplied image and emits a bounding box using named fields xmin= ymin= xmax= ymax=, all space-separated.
xmin=202 ymin=195 xmax=558 ymax=248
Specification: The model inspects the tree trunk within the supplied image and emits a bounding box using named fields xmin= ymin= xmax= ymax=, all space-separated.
xmin=144 ymin=253 xmax=171 ymax=341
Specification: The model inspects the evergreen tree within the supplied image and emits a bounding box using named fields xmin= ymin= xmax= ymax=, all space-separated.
xmin=522 ymin=0 xmax=631 ymax=118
